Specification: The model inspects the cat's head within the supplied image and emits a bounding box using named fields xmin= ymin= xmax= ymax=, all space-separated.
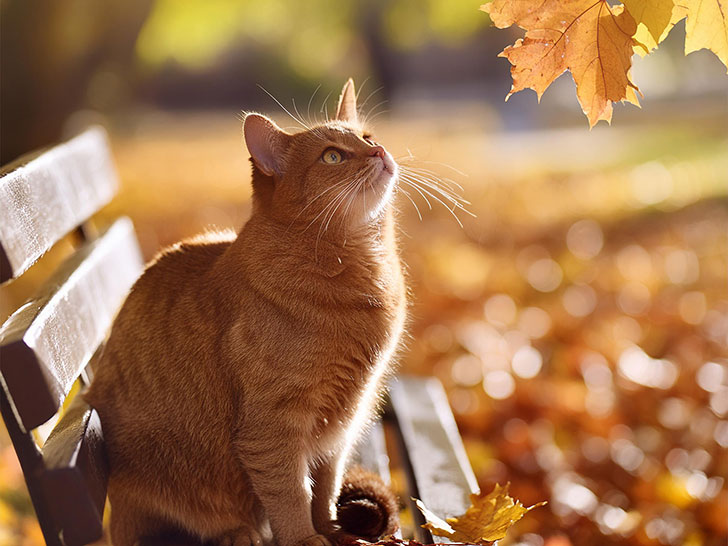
xmin=243 ymin=79 xmax=397 ymax=231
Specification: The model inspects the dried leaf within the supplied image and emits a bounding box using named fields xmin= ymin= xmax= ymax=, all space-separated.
xmin=414 ymin=483 xmax=547 ymax=545
xmin=682 ymin=0 xmax=728 ymax=72
xmin=481 ymin=0 xmax=641 ymax=127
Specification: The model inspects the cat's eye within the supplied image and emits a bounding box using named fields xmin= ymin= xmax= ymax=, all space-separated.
xmin=363 ymin=135 xmax=376 ymax=145
xmin=322 ymin=148 xmax=344 ymax=164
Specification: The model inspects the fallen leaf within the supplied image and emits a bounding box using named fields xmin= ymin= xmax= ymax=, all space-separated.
xmin=414 ymin=483 xmax=547 ymax=545
xmin=682 ymin=0 xmax=728 ymax=72
xmin=481 ymin=0 xmax=641 ymax=127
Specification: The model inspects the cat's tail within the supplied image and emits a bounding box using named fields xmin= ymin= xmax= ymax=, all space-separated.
xmin=336 ymin=466 xmax=399 ymax=541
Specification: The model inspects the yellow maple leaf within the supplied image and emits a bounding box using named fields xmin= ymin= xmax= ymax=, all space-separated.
xmin=623 ymin=0 xmax=676 ymax=42
xmin=682 ymin=0 xmax=728 ymax=73
xmin=481 ymin=0 xmax=641 ymax=127
xmin=632 ymin=3 xmax=687 ymax=56
xmin=414 ymin=483 xmax=547 ymax=545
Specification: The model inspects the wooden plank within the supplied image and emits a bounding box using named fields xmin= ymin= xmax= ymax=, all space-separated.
xmin=351 ymin=420 xmax=391 ymax=484
xmin=388 ymin=376 xmax=479 ymax=544
xmin=41 ymin=394 xmax=108 ymax=546
xmin=0 ymin=384 xmax=63 ymax=546
xmin=0 ymin=127 xmax=118 ymax=283
xmin=0 ymin=218 xmax=143 ymax=430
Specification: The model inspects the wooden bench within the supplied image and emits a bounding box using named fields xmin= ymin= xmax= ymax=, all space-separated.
xmin=0 ymin=127 xmax=478 ymax=545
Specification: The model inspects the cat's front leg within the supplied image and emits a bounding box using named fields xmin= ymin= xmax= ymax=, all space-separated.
xmin=311 ymin=453 xmax=347 ymax=534
xmin=236 ymin=425 xmax=330 ymax=546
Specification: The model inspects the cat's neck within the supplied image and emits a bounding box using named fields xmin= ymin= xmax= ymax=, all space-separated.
xmin=215 ymin=207 xmax=400 ymax=312
xmin=244 ymin=207 xmax=394 ymax=269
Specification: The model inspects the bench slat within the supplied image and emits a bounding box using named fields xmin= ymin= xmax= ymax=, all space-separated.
xmin=0 ymin=384 xmax=63 ymax=546
xmin=388 ymin=377 xmax=478 ymax=543
xmin=0 ymin=218 xmax=143 ymax=430
xmin=41 ymin=394 xmax=107 ymax=546
xmin=351 ymin=420 xmax=391 ymax=484
xmin=0 ymin=127 xmax=118 ymax=283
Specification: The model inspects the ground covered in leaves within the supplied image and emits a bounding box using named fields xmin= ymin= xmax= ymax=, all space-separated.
xmin=1 ymin=107 xmax=726 ymax=546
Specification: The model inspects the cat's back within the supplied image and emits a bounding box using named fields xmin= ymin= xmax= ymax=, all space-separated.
xmin=135 ymin=230 xmax=237 ymax=293
xmin=116 ymin=229 xmax=236 ymax=320
xmin=86 ymin=230 xmax=237 ymax=409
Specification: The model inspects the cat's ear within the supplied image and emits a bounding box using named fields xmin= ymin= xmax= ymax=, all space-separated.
xmin=335 ymin=78 xmax=358 ymax=124
xmin=244 ymin=113 xmax=291 ymax=177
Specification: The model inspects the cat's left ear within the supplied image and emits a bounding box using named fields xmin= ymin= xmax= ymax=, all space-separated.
xmin=244 ymin=113 xmax=292 ymax=177
xmin=335 ymin=78 xmax=358 ymax=125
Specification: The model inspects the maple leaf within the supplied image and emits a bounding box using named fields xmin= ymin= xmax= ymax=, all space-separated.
xmin=481 ymin=0 xmax=641 ymax=127
xmin=682 ymin=0 xmax=728 ymax=73
xmin=632 ymin=3 xmax=686 ymax=56
xmin=623 ymin=0 xmax=676 ymax=42
xmin=414 ymin=483 xmax=547 ymax=545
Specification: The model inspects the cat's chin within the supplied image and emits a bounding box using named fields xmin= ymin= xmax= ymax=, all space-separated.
xmin=359 ymin=169 xmax=397 ymax=224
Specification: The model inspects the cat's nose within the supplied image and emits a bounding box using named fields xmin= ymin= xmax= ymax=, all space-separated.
xmin=368 ymin=145 xmax=385 ymax=159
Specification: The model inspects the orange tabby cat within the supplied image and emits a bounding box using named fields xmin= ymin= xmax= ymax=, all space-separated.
xmin=85 ymin=79 xmax=406 ymax=546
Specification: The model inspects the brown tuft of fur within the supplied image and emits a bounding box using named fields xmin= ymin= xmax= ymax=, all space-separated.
xmin=336 ymin=467 xmax=399 ymax=540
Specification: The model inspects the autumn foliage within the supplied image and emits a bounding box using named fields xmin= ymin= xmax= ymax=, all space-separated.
xmin=416 ymin=483 xmax=547 ymax=544
xmin=480 ymin=0 xmax=728 ymax=126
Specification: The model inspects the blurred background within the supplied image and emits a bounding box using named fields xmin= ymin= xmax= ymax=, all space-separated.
xmin=1 ymin=1 xmax=727 ymax=545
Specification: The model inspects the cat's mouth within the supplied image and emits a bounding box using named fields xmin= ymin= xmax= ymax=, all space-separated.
xmin=380 ymin=150 xmax=397 ymax=175
xmin=368 ymin=160 xmax=397 ymax=191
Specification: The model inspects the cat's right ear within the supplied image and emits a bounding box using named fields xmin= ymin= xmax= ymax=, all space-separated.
xmin=244 ymin=114 xmax=291 ymax=177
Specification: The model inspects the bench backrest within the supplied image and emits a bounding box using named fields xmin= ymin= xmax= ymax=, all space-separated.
xmin=0 ymin=127 xmax=144 ymax=546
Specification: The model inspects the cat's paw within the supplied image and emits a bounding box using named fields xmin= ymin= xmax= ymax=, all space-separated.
xmin=230 ymin=527 xmax=264 ymax=546
xmin=327 ymin=530 xmax=366 ymax=546
xmin=313 ymin=519 xmax=338 ymax=536
xmin=295 ymin=533 xmax=332 ymax=546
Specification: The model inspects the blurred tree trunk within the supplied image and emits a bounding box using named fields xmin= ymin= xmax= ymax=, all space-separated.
xmin=358 ymin=0 xmax=396 ymax=103
xmin=0 ymin=0 xmax=152 ymax=164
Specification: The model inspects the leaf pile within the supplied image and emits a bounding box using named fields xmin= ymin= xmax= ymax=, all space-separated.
xmin=415 ymin=483 xmax=547 ymax=545
xmin=480 ymin=0 xmax=728 ymax=126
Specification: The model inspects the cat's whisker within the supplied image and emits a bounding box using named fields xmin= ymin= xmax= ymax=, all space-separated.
xmin=398 ymin=170 xmax=470 ymax=209
xmin=399 ymin=176 xmax=469 ymax=227
xmin=400 ymin=179 xmax=433 ymax=211
xmin=328 ymin=177 xmax=364 ymax=237
xmin=400 ymin=168 xmax=465 ymax=196
xmin=257 ymin=84 xmax=311 ymax=131
xmin=328 ymin=164 xmax=377 ymax=239
xmin=409 ymin=183 xmax=465 ymax=227
xmin=312 ymin=194 xmax=346 ymax=249
xmin=361 ymin=99 xmax=390 ymax=127
xmin=322 ymin=96 xmax=332 ymax=123
xmin=307 ymin=85 xmax=322 ymax=126
xmin=397 ymin=186 xmax=423 ymax=221
xmin=315 ymin=178 xmax=361 ymax=251
xmin=312 ymin=174 xmax=362 ymax=232
xmin=318 ymin=89 xmax=334 ymax=121
xmin=340 ymin=176 xmax=367 ymax=232
xmin=353 ymin=76 xmax=373 ymax=103
xmin=399 ymin=172 xmax=471 ymax=207
xmin=302 ymin=174 xmax=364 ymax=235
xmin=286 ymin=178 xmax=356 ymax=233
xmin=292 ymin=98 xmax=307 ymax=128
xmin=403 ymin=182 xmax=474 ymax=222
xmin=400 ymin=158 xmax=468 ymax=178
xmin=358 ymin=85 xmax=384 ymax=117
xmin=399 ymin=165 xmax=465 ymax=194
xmin=404 ymin=179 xmax=472 ymax=214
xmin=400 ymin=173 xmax=473 ymax=218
